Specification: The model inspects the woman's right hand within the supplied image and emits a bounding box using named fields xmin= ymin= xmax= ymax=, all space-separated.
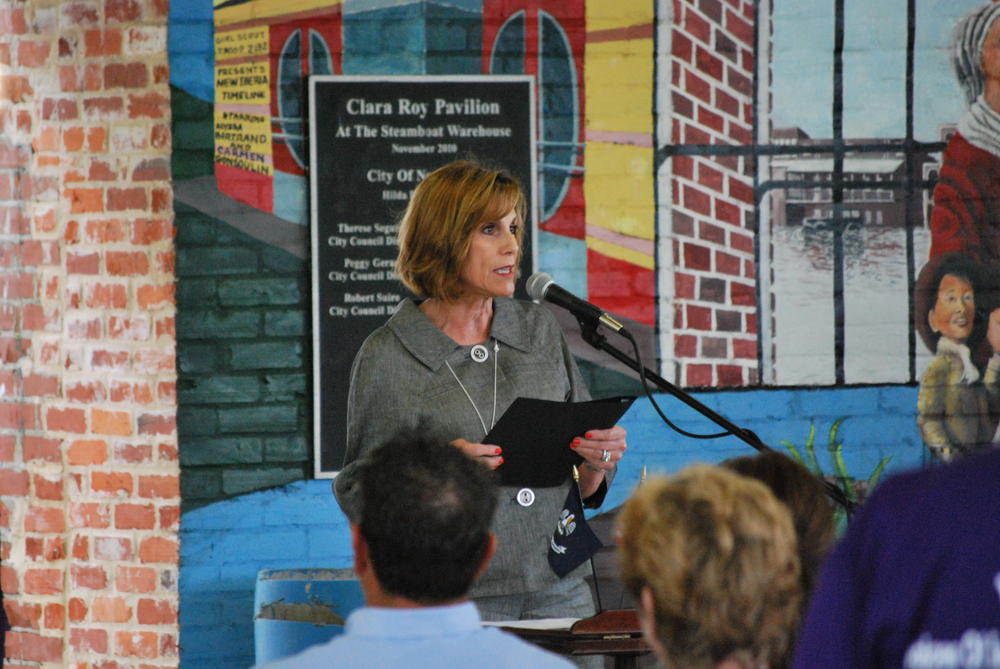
xmin=450 ymin=438 xmax=503 ymax=469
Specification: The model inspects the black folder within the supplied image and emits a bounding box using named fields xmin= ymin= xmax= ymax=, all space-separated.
xmin=486 ymin=396 xmax=635 ymax=487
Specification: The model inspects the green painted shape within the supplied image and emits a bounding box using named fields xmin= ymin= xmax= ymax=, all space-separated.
xmin=217 ymin=405 xmax=300 ymax=433
xmin=171 ymin=85 xmax=214 ymax=180
xmin=175 ymin=196 xmax=311 ymax=511
xmin=265 ymin=311 xmax=307 ymax=337
xmin=222 ymin=467 xmax=306 ymax=496
xmin=218 ymin=278 xmax=303 ymax=307
xmin=264 ymin=436 xmax=310 ymax=463
xmin=230 ymin=342 xmax=303 ymax=370
xmin=180 ymin=437 xmax=264 ymax=467
xmin=179 ymin=375 xmax=264 ymax=404
xmin=180 ymin=469 xmax=223 ymax=501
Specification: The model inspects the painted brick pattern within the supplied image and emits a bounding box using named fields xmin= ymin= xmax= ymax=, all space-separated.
xmin=0 ymin=0 xmax=178 ymax=665
xmin=670 ymin=0 xmax=759 ymax=387
xmin=173 ymin=204 xmax=311 ymax=509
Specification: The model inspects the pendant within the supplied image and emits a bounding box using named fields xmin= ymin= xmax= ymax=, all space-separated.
xmin=470 ymin=344 xmax=489 ymax=363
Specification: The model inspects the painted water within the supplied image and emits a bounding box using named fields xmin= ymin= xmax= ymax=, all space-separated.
xmin=771 ymin=224 xmax=932 ymax=386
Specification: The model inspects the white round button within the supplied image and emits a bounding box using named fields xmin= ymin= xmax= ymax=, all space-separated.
xmin=516 ymin=488 xmax=535 ymax=507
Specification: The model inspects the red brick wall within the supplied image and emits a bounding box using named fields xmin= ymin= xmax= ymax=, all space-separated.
xmin=0 ymin=0 xmax=178 ymax=664
xmin=670 ymin=0 xmax=759 ymax=386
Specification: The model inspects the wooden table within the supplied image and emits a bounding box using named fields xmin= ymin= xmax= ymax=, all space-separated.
xmin=500 ymin=610 xmax=652 ymax=669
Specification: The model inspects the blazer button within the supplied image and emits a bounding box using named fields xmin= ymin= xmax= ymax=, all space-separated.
xmin=516 ymin=488 xmax=535 ymax=507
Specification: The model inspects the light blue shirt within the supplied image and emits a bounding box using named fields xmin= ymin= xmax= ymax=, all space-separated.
xmin=254 ymin=601 xmax=575 ymax=669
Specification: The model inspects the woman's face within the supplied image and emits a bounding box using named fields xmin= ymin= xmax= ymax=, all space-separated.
xmin=929 ymin=273 xmax=975 ymax=343
xmin=456 ymin=209 xmax=519 ymax=300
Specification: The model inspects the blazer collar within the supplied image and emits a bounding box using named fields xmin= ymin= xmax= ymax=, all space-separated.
xmin=387 ymin=298 xmax=531 ymax=371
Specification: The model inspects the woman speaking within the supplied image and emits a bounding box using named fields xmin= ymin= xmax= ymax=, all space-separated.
xmin=334 ymin=160 xmax=627 ymax=633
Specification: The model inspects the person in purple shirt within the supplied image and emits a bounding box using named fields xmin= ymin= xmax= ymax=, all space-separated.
xmin=792 ymin=449 xmax=1000 ymax=669
xmin=256 ymin=434 xmax=573 ymax=669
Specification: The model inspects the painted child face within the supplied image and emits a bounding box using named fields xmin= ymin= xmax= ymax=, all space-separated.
xmin=928 ymin=273 xmax=975 ymax=343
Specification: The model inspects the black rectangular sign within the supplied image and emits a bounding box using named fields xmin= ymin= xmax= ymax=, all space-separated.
xmin=309 ymin=75 xmax=537 ymax=476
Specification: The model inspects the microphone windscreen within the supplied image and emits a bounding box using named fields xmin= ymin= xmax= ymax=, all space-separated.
xmin=525 ymin=272 xmax=554 ymax=301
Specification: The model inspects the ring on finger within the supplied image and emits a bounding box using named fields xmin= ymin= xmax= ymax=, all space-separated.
xmin=601 ymin=449 xmax=611 ymax=463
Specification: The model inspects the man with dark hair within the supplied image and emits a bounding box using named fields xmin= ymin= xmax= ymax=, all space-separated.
xmin=258 ymin=436 xmax=573 ymax=668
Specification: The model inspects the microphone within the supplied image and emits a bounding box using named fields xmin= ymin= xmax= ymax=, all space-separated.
xmin=525 ymin=272 xmax=627 ymax=334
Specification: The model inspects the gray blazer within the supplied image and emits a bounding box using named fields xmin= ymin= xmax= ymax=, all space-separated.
xmin=334 ymin=298 xmax=613 ymax=597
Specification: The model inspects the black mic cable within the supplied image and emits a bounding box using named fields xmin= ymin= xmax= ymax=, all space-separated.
xmin=528 ymin=272 xmax=729 ymax=439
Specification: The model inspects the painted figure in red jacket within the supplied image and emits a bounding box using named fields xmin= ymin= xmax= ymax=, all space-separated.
xmin=930 ymin=2 xmax=1000 ymax=264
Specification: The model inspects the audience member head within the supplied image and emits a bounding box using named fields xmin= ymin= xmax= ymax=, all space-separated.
xmin=723 ymin=449 xmax=836 ymax=600
xmin=395 ymin=159 xmax=526 ymax=301
xmin=618 ymin=465 xmax=801 ymax=669
xmin=354 ymin=435 xmax=498 ymax=605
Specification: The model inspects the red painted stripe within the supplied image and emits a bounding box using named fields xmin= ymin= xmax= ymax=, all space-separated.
xmin=215 ymin=4 xmax=342 ymax=32
xmin=587 ymin=249 xmax=656 ymax=327
xmin=586 ymin=22 xmax=654 ymax=43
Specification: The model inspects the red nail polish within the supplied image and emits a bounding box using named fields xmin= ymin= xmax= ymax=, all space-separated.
xmin=585 ymin=432 xmax=592 ymax=439
xmin=572 ymin=438 xmax=581 ymax=446
xmin=498 ymin=457 xmax=504 ymax=465
xmin=495 ymin=448 xmax=502 ymax=455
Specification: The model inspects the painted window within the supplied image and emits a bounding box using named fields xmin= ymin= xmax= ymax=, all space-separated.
xmin=490 ymin=11 xmax=525 ymax=75
xmin=277 ymin=29 xmax=333 ymax=170
xmin=758 ymin=2 xmax=956 ymax=386
xmin=489 ymin=10 xmax=580 ymax=221
xmin=537 ymin=11 xmax=579 ymax=220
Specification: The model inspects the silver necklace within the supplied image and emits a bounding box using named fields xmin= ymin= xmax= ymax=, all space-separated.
xmin=445 ymin=339 xmax=500 ymax=438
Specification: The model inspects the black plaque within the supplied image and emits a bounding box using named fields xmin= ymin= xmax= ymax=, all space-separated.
xmin=309 ymin=75 xmax=537 ymax=476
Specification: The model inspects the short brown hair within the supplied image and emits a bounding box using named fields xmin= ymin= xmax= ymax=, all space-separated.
xmin=618 ymin=465 xmax=802 ymax=669
xmin=395 ymin=160 xmax=526 ymax=301
xmin=723 ymin=450 xmax=835 ymax=608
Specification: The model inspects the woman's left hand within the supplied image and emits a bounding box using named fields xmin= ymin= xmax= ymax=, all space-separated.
xmin=571 ymin=425 xmax=627 ymax=473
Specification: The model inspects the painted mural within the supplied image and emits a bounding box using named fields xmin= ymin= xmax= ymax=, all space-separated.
xmin=914 ymin=2 xmax=1000 ymax=463
xmin=166 ymin=0 xmax=1000 ymax=666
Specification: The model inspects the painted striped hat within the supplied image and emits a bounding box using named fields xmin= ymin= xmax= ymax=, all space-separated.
xmin=953 ymin=2 xmax=1000 ymax=106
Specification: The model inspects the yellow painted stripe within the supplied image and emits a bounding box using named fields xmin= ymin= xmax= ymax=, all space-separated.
xmin=584 ymin=38 xmax=653 ymax=135
xmin=584 ymin=142 xmax=654 ymax=240
xmin=215 ymin=0 xmax=343 ymax=26
xmin=583 ymin=2 xmax=655 ymax=270
xmin=587 ymin=235 xmax=655 ymax=270
xmin=586 ymin=0 xmax=653 ymax=32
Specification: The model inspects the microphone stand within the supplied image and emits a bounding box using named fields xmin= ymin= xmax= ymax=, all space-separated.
xmin=577 ymin=319 xmax=768 ymax=451
xmin=575 ymin=318 xmax=855 ymax=513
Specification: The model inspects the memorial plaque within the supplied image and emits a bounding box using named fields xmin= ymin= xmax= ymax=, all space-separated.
xmin=309 ymin=75 xmax=537 ymax=476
